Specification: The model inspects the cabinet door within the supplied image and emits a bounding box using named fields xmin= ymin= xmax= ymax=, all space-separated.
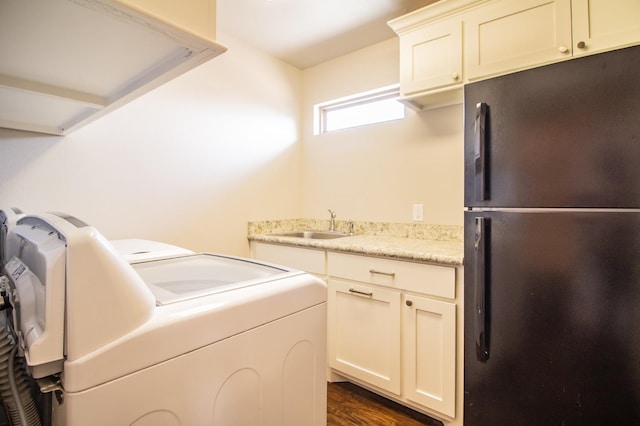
xmin=328 ymin=279 xmax=401 ymax=394
xmin=571 ymin=0 xmax=640 ymax=57
xmin=403 ymin=294 xmax=456 ymax=417
xmin=399 ymin=19 xmax=463 ymax=95
xmin=465 ymin=0 xmax=572 ymax=80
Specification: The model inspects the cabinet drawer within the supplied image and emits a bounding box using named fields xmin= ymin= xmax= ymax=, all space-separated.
xmin=327 ymin=252 xmax=455 ymax=299
xmin=252 ymin=243 xmax=326 ymax=275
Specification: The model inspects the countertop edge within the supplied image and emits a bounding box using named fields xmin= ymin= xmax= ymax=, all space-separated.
xmin=248 ymin=234 xmax=464 ymax=267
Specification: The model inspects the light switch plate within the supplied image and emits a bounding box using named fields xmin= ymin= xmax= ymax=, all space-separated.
xmin=412 ymin=204 xmax=424 ymax=221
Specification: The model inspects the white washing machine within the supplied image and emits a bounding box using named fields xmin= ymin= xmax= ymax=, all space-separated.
xmin=2 ymin=213 xmax=327 ymax=425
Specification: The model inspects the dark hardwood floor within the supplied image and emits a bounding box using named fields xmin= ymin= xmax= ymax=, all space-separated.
xmin=327 ymin=382 xmax=444 ymax=426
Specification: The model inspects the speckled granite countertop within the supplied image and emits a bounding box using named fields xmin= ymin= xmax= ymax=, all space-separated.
xmin=248 ymin=219 xmax=464 ymax=267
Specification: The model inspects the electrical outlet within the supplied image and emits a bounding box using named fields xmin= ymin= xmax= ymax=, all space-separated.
xmin=412 ymin=204 xmax=424 ymax=222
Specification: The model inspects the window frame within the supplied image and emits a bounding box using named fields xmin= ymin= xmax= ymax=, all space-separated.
xmin=313 ymin=84 xmax=404 ymax=135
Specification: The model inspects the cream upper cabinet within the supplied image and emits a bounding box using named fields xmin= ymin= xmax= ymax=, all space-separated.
xmin=390 ymin=0 xmax=640 ymax=108
xmin=388 ymin=0 xmax=479 ymax=110
xmin=113 ymin=0 xmax=216 ymax=41
xmin=571 ymin=0 xmax=640 ymax=57
xmin=398 ymin=18 xmax=463 ymax=104
xmin=465 ymin=0 xmax=640 ymax=80
xmin=464 ymin=0 xmax=572 ymax=80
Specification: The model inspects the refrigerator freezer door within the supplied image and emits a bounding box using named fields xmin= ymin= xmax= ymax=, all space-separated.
xmin=464 ymin=210 xmax=640 ymax=425
xmin=464 ymin=45 xmax=640 ymax=208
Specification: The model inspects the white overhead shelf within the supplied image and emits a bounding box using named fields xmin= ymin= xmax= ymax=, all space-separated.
xmin=0 ymin=0 xmax=226 ymax=135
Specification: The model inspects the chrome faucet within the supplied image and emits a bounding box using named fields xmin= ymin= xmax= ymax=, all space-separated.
xmin=328 ymin=209 xmax=336 ymax=231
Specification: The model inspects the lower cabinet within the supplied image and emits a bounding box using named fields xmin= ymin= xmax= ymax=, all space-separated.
xmin=327 ymin=252 xmax=458 ymax=421
xmin=402 ymin=294 xmax=456 ymax=418
xmin=251 ymin=242 xmax=461 ymax=423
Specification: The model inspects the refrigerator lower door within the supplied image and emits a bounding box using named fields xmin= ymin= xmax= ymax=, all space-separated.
xmin=464 ymin=210 xmax=640 ymax=425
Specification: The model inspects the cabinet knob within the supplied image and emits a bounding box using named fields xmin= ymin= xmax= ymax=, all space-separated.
xmin=577 ymin=41 xmax=586 ymax=49
xmin=558 ymin=45 xmax=569 ymax=54
xmin=406 ymin=300 xmax=413 ymax=307
xmin=452 ymin=72 xmax=460 ymax=81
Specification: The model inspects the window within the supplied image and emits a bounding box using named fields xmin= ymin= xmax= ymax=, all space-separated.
xmin=314 ymin=85 xmax=405 ymax=134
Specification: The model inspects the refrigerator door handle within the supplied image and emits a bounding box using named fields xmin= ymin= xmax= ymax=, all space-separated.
xmin=474 ymin=102 xmax=488 ymax=201
xmin=474 ymin=217 xmax=490 ymax=362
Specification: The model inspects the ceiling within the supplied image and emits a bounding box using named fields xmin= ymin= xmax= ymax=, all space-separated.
xmin=216 ymin=0 xmax=439 ymax=69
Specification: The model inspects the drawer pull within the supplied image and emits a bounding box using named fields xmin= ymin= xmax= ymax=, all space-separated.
xmin=369 ymin=269 xmax=396 ymax=278
xmin=348 ymin=288 xmax=373 ymax=297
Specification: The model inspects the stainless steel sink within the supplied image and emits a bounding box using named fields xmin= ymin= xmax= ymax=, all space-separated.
xmin=270 ymin=230 xmax=349 ymax=239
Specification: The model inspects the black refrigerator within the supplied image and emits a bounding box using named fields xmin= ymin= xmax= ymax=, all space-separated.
xmin=464 ymin=45 xmax=640 ymax=425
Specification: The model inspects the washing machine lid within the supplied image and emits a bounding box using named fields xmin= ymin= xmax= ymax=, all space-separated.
xmin=131 ymin=253 xmax=294 ymax=305
xmin=110 ymin=238 xmax=193 ymax=262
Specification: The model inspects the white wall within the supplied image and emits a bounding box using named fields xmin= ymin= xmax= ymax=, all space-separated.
xmin=0 ymin=34 xmax=303 ymax=256
xmin=1 ymin=33 xmax=464 ymax=259
xmin=301 ymin=38 xmax=464 ymax=226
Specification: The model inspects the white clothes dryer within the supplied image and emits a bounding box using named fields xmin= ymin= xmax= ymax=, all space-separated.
xmin=2 ymin=213 xmax=327 ymax=426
